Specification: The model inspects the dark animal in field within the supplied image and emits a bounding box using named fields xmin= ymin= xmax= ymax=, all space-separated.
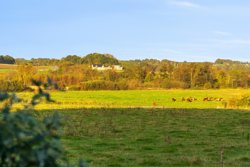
xmin=216 ymin=98 xmax=224 ymax=101
xmin=180 ymin=97 xmax=223 ymax=102
xmin=180 ymin=97 xmax=197 ymax=102
xmin=172 ymin=98 xmax=177 ymax=102
xmin=208 ymin=97 xmax=214 ymax=101
xmin=203 ymin=97 xmax=224 ymax=102
xmin=203 ymin=97 xmax=209 ymax=101
xmin=190 ymin=97 xmax=197 ymax=101
xmin=186 ymin=98 xmax=193 ymax=102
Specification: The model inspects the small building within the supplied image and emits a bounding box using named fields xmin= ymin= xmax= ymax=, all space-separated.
xmin=91 ymin=64 xmax=112 ymax=71
xmin=113 ymin=65 xmax=123 ymax=71
xmin=91 ymin=64 xmax=123 ymax=71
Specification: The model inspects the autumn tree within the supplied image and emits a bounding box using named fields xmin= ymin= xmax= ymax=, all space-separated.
xmin=16 ymin=64 xmax=37 ymax=86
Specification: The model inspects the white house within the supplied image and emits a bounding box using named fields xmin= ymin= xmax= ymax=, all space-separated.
xmin=91 ymin=64 xmax=123 ymax=71
xmin=113 ymin=65 xmax=123 ymax=71
xmin=91 ymin=64 xmax=112 ymax=71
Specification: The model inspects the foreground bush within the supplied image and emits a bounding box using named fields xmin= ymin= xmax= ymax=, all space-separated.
xmin=0 ymin=80 xmax=87 ymax=167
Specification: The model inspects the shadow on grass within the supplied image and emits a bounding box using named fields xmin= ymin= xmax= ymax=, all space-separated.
xmin=32 ymin=108 xmax=250 ymax=167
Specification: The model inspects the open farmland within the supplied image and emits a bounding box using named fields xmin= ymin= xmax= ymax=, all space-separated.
xmin=8 ymin=89 xmax=250 ymax=166
xmin=2 ymin=0 xmax=250 ymax=166
xmin=0 ymin=63 xmax=53 ymax=74
xmin=0 ymin=64 xmax=18 ymax=73
xmin=34 ymin=108 xmax=250 ymax=167
xmin=16 ymin=89 xmax=250 ymax=110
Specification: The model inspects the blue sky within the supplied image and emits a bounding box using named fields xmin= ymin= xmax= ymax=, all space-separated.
xmin=1 ymin=0 xmax=250 ymax=61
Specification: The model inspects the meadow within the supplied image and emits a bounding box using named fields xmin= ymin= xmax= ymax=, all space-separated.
xmin=10 ymin=89 xmax=250 ymax=166
xmin=35 ymin=108 xmax=250 ymax=167
xmin=16 ymin=89 xmax=250 ymax=110
xmin=0 ymin=64 xmax=17 ymax=73
xmin=0 ymin=63 xmax=52 ymax=73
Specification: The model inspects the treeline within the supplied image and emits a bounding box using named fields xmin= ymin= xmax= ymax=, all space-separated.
xmin=0 ymin=55 xmax=15 ymax=64
xmin=15 ymin=53 xmax=120 ymax=66
xmin=0 ymin=53 xmax=250 ymax=91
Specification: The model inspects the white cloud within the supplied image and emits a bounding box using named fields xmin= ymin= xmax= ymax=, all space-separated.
xmin=168 ymin=0 xmax=201 ymax=9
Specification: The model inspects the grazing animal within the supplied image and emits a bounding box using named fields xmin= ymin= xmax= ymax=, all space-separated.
xmin=215 ymin=98 xmax=223 ymax=101
xmin=208 ymin=97 xmax=214 ymax=101
xmin=203 ymin=97 xmax=209 ymax=101
xmin=186 ymin=98 xmax=193 ymax=102
xmin=172 ymin=98 xmax=177 ymax=102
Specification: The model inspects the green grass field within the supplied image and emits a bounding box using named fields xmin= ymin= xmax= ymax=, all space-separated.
xmin=17 ymin=89 xmax=250 ymax=110
xmin=0 ymin=63 xmax=52 ymax=74
xmin=0 ymin=64 xmax=17 ymax=73
xmin=35 ymin=108 xmax=250 ymax=167
xmin=12 ymin=89 xmax=250 ymax=166
xmin=0 ymin=69 xmax=16 ymax=73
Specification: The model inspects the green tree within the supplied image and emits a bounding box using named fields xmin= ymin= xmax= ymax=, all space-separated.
xmin=62 ymin=55 xmax=82 ymax=64
xmin=0 ymin=55 xmax=15 ymax=64
xmin=82 ymin=53 xmax=119 ymax=65
xmin=16 ymin=64 xmax=37 ymax=86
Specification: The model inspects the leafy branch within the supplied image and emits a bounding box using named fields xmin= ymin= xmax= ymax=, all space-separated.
xmin=0 ymin=78 xmax=87 ymax=167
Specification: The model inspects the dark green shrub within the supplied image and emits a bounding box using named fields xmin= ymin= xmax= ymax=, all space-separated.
xmin=0 ymin=80 xmax=87 ymax=167
xmin=80 ymin=80 xmax=128 ymax=90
